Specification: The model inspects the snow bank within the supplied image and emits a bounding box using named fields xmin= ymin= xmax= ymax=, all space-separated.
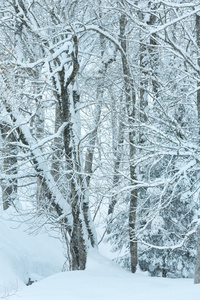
xmin=0 ymin=208 xmax=65 ymax=296
xmin=0 ymin=209 xmax=199 ymax=300
xmin=6 ymin=250 xmax=200 ymax=300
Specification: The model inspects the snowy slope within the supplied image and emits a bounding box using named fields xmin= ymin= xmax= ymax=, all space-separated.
xmin=6 ymin=250 xmax=200 ymax=300
xmin=0 ymin=208 xmax=65 ymax=296
xmin=0 ymin=209 xmax=199 ymax=300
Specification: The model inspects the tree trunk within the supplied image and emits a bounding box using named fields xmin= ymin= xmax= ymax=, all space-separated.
xmin=51 ymin=102 xmax=63 ymax=183
xmin=59 ymin=36 xmax=97 ymax=268
xmin=195 ymin=12 xmax=200 ymax=284
xmin=70 ymin=179 xmax=87 ymax=270
xmin=107 ymin=94 xmax=125 ymax=231
xmin=119 ymin=12 xmax=138 ymax=273
xmin=60 ymin=72 xmax=88 ymax=269
xmin=195 ymin=218 xmax=200 ymax=283
xmin=1 ymin=124 xmax=18 ymax=210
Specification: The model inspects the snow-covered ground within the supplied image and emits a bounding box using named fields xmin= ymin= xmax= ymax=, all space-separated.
xmin=0 ymin=209 xmax=199 ymax=300
xmin=7 ymin=251 xmax=200 ymax=300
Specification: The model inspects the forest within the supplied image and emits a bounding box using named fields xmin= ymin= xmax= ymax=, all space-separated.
xmin=1 ymin=0 xmax=200 ymax=286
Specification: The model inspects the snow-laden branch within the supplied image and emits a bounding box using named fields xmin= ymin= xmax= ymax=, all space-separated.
xmin=138 ymin=226 xmax=197 ymax=250
xmin=148 ymin=5 xmax=200 ymax=35
xmin=5 ymin=106 xmax=72 ymax=230
xmin=160 ymin=1 xmax=198 ymax=8
xmin=31 ymin=122 xmax=68 ymax=150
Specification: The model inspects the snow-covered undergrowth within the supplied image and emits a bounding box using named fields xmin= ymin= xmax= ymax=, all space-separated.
xmin=0 ymin=209 xmax=199 ymax=300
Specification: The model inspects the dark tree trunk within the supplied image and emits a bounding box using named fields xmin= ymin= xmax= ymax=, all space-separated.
xmin=119 ymin=12 xmax=138 ymax=273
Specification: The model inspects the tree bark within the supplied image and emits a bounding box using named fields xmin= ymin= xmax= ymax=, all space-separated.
xmin=1 ymin=124 xmax=18 ymax=210
xmin=195 ymin=218 xmax=200 ymax=283
xmin=194 ymin=12 xmax=200 ymax=284
xmin=119 ymin=12 xmax=138 ymax=273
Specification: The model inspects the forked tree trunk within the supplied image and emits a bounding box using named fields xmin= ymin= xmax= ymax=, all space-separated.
xmin=58 ymin=35 xmax=97 ymax=269
xmin=59 ymin=73 xmax=88 ymax=270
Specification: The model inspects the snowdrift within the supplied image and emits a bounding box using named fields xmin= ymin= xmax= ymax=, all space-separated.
xmin=0 ymin=209 xmax=199 ymax=300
